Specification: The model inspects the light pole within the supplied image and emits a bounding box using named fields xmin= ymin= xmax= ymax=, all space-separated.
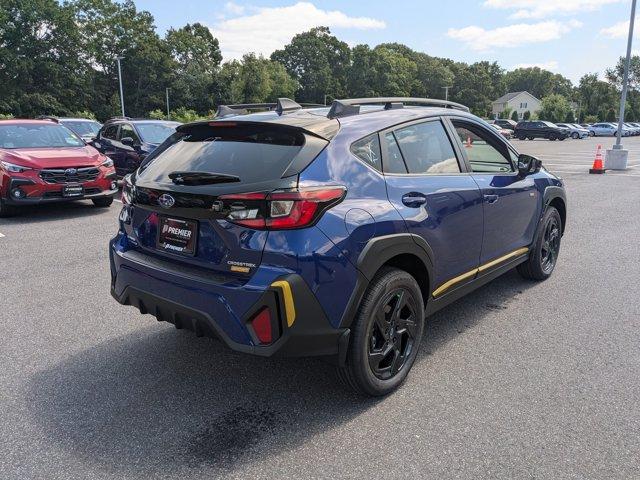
xmin=166 ymin=88 xmax=170 ymax=120
xmin=442 ymin=86 xmax=452 ymax=101
xmin=607 ymin=0 xmax=636 ymax=170
xmin=116 ymin=56 xmax=125 ymax=117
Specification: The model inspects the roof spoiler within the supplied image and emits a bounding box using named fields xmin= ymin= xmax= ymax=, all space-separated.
xmin=327 ymin=97 xmax=470 ymax=119
xmin=214 ymin=98 xmax=326 ymax=118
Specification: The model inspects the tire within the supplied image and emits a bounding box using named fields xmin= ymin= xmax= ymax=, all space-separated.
xmin=589 ymin=131 xmax=595 ymax=137
xmin=528 ymin=136 xmax=535 ymax=140
xmin=92 ymin=196 xmax=114 ymax=208
xmin=0 ymin=199 xmax=17 ymax=218
xmin=549 ymin=134 xmax=557 ymax=141
xmin=571 ymin=132 xmax=579 ymax=139
xmin=559 ymin=136 xmax=566 ymax=141
xmin=338 ymin=267 xmax=425 ymax=396
xmin=518 ymin=135 xmax=526 ymax=140
xmin=517 ymin=206 xmax=562 ymax=281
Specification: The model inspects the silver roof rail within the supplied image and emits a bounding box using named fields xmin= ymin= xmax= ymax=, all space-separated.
xmin=327 ymin=97 xmax=470 ymax=119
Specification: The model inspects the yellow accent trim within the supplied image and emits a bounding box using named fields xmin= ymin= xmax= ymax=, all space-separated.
xmin=271 ymin=280 xmax=296 ymax=327
xmin=477 ymin=247 xmax=529 ymax=273
xmin=230 ymin=265 xmax=250 ymax=273
xmin=432 ymin=247 xmax=529 ymax=298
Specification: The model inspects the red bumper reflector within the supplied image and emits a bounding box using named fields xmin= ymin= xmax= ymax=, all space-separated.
xmin=251 ymin=307 xmax=272 ymax=344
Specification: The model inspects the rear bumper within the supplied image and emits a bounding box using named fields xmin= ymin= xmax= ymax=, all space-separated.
xmin=110 ymin=237 xmax=348 ymax=358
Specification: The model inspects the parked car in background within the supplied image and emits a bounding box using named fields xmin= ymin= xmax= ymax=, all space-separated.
xmin=623 ymin=122 xmax=640 ymax=135
xmin=110 ymin=97 xmax=567 ymax=396
xmin=589 ymin=123 xmax=629 ymax=137
xmin=556 ymin=123 xmax=589 ymax=139
xmin=36 ymin=116 xmax=102 ymax=142
xmin=514 ymin=121 xmax=569 ymax=141
xmin=589 ymin=123 xmax=617 ymax=136
xmin=489 ymin=123 xmax=513 ymax=139
xmin=492 ymin=119 xmax=518 ymax=131
xmin=0 ymin=119 xmax=117 ymax=216
xmin=92 ymin=118 xmax=181 ymax=178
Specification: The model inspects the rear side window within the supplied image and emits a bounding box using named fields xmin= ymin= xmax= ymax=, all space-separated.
xmin=383 ymin=132 xmax=408 ymax=174
xmin=137 ymin=123 xmax=310 ymax=184
xmin=390 ymin=121 xmax=460 ymax=174
xmin=351 ymin=134 xmax=382 ymax=171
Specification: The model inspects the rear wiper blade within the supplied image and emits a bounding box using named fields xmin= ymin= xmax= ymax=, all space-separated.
xmin=168 ymin=171 xmax=240 ymax=185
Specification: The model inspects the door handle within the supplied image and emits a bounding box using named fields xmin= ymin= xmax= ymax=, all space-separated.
xmin=484 ymin=194 xmax=499 ymax=204
xmin=402 ymin=192 xmax=428 ymax=208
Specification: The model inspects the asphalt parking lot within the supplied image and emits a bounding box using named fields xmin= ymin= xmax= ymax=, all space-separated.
xmin=1 ymin=136 xmax=639 ymax=479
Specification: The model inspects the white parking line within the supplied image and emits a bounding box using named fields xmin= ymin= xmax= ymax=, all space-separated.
xmin=0 ymin=232 xmax=5 ymax=238
xmin=114 ymin=198 xmax=122 ymax=203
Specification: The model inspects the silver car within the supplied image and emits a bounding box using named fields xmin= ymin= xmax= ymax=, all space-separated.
xmin=556 ymin=123 xmax=589 ymax=139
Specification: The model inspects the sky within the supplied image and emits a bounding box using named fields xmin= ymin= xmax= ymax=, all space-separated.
xmin=135 ymin=0 xmax=638 ymax=84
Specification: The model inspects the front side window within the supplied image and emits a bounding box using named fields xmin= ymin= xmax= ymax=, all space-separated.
xmin=351 ymin=134 xmax=382 ymax=171
xmin=118 ymin=124 xmax=139 ymax=143
xmin=452 ymin=121 xmax=513 ymax=174
xmin=0 ymin=123 xmax=83 ymax=149
xmin=387 ymin=121 xmax=460 ymax=174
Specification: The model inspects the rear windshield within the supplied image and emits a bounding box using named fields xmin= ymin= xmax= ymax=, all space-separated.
xmin=137 ymin=123 xmax=305 ymax=184
xmin=61 ymin=120 xmax=101 ymax=137
xmin=0 ymin=124 xmax=84 ymax=149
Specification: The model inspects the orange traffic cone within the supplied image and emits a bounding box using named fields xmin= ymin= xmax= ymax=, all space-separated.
xmin=589 ymin=144 xmax=605 ymax=174
xmin=465 ymin=136 xmax=472 ymax=148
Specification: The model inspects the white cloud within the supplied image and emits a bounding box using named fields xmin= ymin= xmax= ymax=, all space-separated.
xmin=511 ymin=61 xmax=559 ymax=71
xmin=447 ymin=20 xmax=582 ymax=52
xmin=600 ymin=18 xmax=637 ymax=38
xmin=224 ymin=2 xmax=245 ymax=15
xmin=211 ymin=2 xmax=386 ymax=60
xmin=483 ymin=0 xmax=624 ymax=19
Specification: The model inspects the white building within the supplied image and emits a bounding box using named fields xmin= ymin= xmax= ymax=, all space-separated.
xmin=491 ymin=91 xmax=541 ymax=120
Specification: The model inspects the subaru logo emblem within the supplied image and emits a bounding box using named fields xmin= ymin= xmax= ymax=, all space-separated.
xmin=65 ymin=168 xmax=77 ymax=175
xmin=158 ymin=194 xmax=175 ymax=209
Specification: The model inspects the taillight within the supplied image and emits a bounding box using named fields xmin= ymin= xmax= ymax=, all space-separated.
xmin=219 ymin=186 xmax=346 ymax=230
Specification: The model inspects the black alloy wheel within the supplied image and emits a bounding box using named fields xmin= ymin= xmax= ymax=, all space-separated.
xmin=368 ymin=288 xmax=418 ymax=380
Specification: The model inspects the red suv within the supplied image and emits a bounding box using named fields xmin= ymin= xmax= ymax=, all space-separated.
xmin=0 ymin=119 xmax=118 ymax=216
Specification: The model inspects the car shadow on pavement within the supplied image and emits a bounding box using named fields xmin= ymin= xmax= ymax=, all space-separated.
xmin=27 ymin=270 xmax=534 ymax=477
xmin=0 ymin=200 xmax=113 ymax=224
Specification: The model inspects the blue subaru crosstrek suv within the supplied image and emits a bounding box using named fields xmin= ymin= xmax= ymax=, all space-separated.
xmin=110 ymin=97 xmax=566 ymax=396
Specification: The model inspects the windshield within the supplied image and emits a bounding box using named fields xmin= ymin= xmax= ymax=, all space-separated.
xmin=543 ymin=121 xmax=559 ymax=127
xmin=135 ymin=123 xmax=179 ymax=144
xmin=0 ymin=124 xmax=84 ymax=149
xmin=61 ymin=120 xmax=101 ymax=137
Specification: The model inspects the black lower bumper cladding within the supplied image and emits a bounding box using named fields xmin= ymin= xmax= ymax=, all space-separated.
xmin=111 ymin=273 xmax=349 ymax=358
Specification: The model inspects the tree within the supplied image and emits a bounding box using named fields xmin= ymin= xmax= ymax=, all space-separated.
xmin=584 ymin=114 xmax=598 ymax=123
xmin=606 ymin=108 xmax=616 ymax=122
xmin=70 ymin=0 xmax=174 ymax=119
xmin=523 ymin=110 xmax=531 ymax=120
xmin=539 ymin=94 xmax=572 ymax=123
xmin=346 ymin=45 xmax=417 ymax=97
xmin=271 ymin=27 xmax=350 ymax=103
xmin=0 ymin=0 xmax=91 ymax=116
xmin=450 ymin=61 xmax=505 ymax=117
xmin=564 ymin=111 xmax=575 ymax=123
xmin=577 ymin=73 xmax=617 ymax=121
xmin=501 ymin=106 xmax=513 ymax=119
xmin=165 ymin=23 xmax=222 ymax=114
xmin=511 ymin=110 xmax=519 ymax=121
xmin=605 ymin=55 xmax=640 ymax=90
xmin=504 ymin=67 xmax=573 ymax=99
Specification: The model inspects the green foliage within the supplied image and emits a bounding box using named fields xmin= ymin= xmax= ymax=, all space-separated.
xmin=504 ymin=67 xmax=573 ymax=99
xmin=606 ymin=108 xmax=617 ymax=122
xmin=511 ymin=110 xmax=519 ymax=121
xmin=449 ymin=61 xmax=505 ymax=117
xmin=148 ymin=109 xmax=166 ymax=120
xmin=584 ymin=114 xmax=598 ymax=123
xmin=501 ymin=106 xmax=513 ymax=119
xmin=271 ymin=27 xmax=350 ymax=103
xmin=539 ymin=94 xmax=572 ymax=123
xmin=0 ymin=113 xmax=14 ymax=119
xmin=577 ymin=73 xmax=618 ymax=121
xmin=564 ymin=111 xmax=575 ymax=123
xmin=523 ymin=110 xmax=531 ymax=120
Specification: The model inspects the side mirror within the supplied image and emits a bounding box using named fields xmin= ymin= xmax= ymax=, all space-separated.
xmin=517 ymin=154 xmax=542 ymax=176
xmin=121 ymin=136 xmax=135 ymax=147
